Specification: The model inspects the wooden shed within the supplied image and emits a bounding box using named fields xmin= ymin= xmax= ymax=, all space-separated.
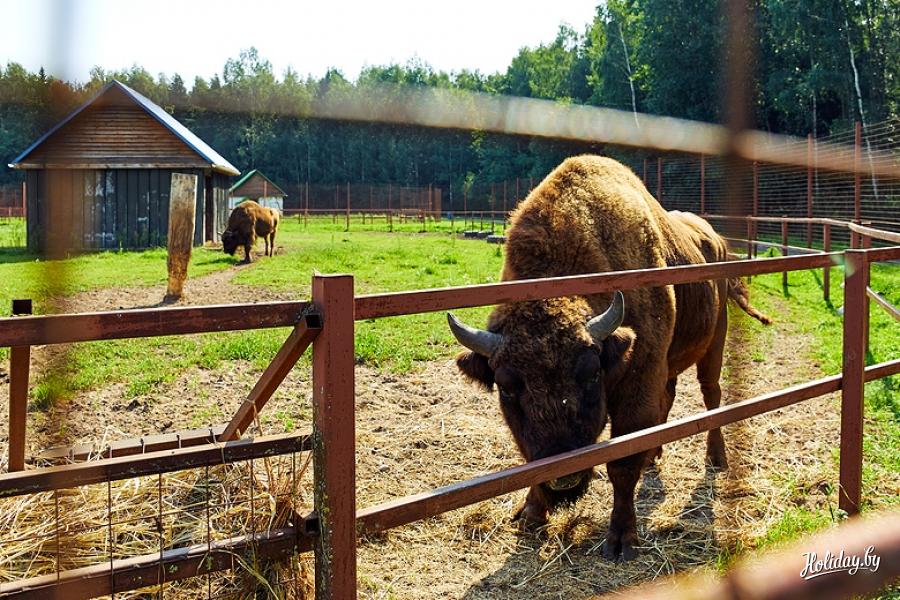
xmin=228 ymin=169 xmax=286 ymax=211
xmin=8 ymin=80 xmax=240 ymax=252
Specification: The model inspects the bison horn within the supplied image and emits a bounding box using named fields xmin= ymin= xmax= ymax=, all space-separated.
xmin=586 ymin=291 xmax=625 ymax=343
xmin=447 ymin=313 xmax=502 ymax=357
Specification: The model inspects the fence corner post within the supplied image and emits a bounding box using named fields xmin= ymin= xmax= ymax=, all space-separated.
xmin=311 ymin=274 xmax=357 ymax=598
xmin=839 ymin=249 xmax=868 ymax=516
xmin=9 ymin=298 xmax=33 ymax=472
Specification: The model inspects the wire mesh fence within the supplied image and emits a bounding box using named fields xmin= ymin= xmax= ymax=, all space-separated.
xmin=0 ymin=441 xmax=312 ymax=598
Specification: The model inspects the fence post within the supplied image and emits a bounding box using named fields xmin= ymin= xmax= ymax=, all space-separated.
xmin=806 ymin=134 xmax=814 ymax=247
xmin=345 ymin=182 xmax=350 ymax=231
xmin=746 ymin=219 xmax=753 ymax=260
xmin=823 ymin=222 xmax=831 ymax=303
xmin=839 ymin=250 xmax=868 ymax=516
xmin=8 ymin=299 xmax=32 ymax=472
xmin=643 ymin=158 xmax=648 ymax=186
xmin=311 ymin=274 xmax=357 ymax=598
xmin=852 ymin=122 xmax=862 ymax=248
xmin=752 ymin=161 xmax=759 ymax=257
xmin=781 ymin=219 xmax=789 ymax=288
xmin=657 ymin=157 xmax=663 ymax=202
xmin=699 ymin=154 xmax=705 ymax=214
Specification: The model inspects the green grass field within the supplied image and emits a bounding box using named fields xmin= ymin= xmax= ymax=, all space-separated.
xmin=6 ymin=215 xmax=899 ymax=558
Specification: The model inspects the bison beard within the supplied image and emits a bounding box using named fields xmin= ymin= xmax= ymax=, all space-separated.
xmin=449 ymin=156 xmax=771 ymax=561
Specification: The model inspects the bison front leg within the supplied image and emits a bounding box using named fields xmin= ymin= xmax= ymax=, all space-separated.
xmin=512 ymin=485 xmax=549 ymax=527
xmin=243 ymin=241 xmax=253 ymax=263
xmin=603 ymin=451 xmax=649 ymax=561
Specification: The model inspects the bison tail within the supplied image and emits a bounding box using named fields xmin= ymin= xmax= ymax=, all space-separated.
xmin=727 ymin=277 xmax=773 ymax=325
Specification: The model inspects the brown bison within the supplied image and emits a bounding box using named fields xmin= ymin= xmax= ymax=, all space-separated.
xmin=447 ymin=156 xmax=770 ymax=561
xmin=221 ymin=200 xmax=280 ymax=262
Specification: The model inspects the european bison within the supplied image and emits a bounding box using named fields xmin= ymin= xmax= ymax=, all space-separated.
xmin=221 ymin=200 xmax=280 ymax=263
xmin=447 ymin=156 xmax=770 ymax=561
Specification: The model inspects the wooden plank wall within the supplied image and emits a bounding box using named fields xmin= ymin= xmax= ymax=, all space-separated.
xmin=26 ymin=168 xmax=201 ymax=252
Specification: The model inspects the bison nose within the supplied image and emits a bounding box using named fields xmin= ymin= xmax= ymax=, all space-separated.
xmin=546 ymin=470 xmax=590 ymax=492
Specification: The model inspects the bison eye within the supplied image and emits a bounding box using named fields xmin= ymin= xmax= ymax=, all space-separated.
xmin=495 ymin=367 xmax=523 ymax=399
xmin=574 ymin=350 xmax=602 ymax=387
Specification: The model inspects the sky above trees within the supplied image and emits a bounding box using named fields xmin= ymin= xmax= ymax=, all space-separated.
xmin=1 ymin=0 xmax=598 ymax=83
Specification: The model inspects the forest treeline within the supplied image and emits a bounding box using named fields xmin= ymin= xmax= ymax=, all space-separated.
xmin=1 ymin=0 xmax=897 ymax=195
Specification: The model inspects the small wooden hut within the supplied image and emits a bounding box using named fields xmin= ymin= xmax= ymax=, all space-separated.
xmin=8 ymin=80 xmax=240 ymax=252
xmin=228 ymin=170 xmax=286 ymax=211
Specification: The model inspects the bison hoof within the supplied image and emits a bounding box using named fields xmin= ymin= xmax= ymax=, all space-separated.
xmin=652 ymin=446 xmax=663 ymax=463
xmin=512 ymin=502 xmax=548 ymax=529
xmin=602 ymin=532 xmax=639 ymax=562
xmin=707 ymin=451 xmax=728 ymax=470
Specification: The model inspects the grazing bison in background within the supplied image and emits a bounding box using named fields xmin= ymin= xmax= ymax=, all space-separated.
xmin=221 ymin=200 xmax=280 ymax=263
xmin=447 ymin=156 xmax=771 ymax=561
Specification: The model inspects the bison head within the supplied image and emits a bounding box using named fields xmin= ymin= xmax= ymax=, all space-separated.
xmin=221 ymin=230 xmax=239 ymax=255
xmin=448 ymin=292 xmax=635 ymax=511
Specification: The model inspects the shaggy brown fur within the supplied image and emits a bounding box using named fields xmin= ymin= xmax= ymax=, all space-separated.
xmin=221 ymin=201 xmax=279 ymax=263
xmin=453 ymin=156 xmax=771 ymax=561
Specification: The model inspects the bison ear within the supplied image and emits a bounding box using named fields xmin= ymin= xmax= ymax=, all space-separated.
xmin=599 ymin=327 xmax=635 ymax=386
xmin=456 ymin=351 xmax=495 ymax=391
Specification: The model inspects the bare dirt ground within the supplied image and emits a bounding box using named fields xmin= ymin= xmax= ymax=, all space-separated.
xmin=0 ymin=265 xmax=842 ymax=598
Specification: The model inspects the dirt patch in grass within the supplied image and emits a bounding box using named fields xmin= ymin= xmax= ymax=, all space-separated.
xmin=0 ymin=300 xmax=845 ymax=598
xmin=54 ymin=250 xmax=295 ymax=314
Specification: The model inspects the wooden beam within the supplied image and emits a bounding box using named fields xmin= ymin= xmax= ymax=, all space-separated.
xmin=867 ymin=288 xmax=900 ymax=324
xmin=354 ymin=253 xmax=837 ymax=320
xmin=0 ymin=525 xmax=311 ymax=600
xmin=34 ymin=424 xmax=228 ymax=463
xmin=0 ymin=300 xmax=310 ymax=348
xmin=221 ymin=312 xmax=322 ymax=441
xmin=0 ymin=431 xmax=311 ymax=498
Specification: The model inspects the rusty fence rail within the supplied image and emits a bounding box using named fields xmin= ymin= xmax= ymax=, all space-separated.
xmin=2 ymin=243 xmax=899 ymax=598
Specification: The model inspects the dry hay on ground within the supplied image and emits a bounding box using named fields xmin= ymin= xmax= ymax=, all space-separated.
xmin=0 ymin=270 xmax=844 ymax=598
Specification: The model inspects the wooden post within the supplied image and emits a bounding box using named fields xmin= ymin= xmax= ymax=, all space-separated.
xmin=699 ymin=154 xmax=705 ymax=214
xmin=852 ymin=122 xmax=862 ymax=248
xmin=388 ymin=184 xmax=392 ymax=232
xmin=304 ymin=181 xmax=309 ymax=228
xmin=861 ymin=222 xmax=872 ymax=352
xmin=823 ymin=222 xmax=831 ymax=303
xmin=8 ymin=299 xmax=32 ymax=472
xmin=806 ymin=134 xmax=814 ymax=247
xmin=746 ymin=219 xmax=753 ymax=260
xmin=311 ymin=274 xmax=357 ymax=598
xmin=839 ymin=250 xmax=868 ymax=516
xmin=502 ymin=180 xmax=507 ymax=220
xmin=345 ymin=182 xmax=350 ymax=231
xmin=165 ymin=173 xmax=197 ymax=301
xmin=657 ymin=157 xmax=663 ymax=202
xmin=752 ymin=161 xmax=759 ymax=257
xmin=643 ymin=158 xmax=648 ymax=186
xmin=781 ymin=219 xmax=789 ymax=288
xmin=21 ymin=181 xmax=26 ymax=218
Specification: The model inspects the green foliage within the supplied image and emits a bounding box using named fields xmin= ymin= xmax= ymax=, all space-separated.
xmin=4 ymin=4 xmax=898 ymax=190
